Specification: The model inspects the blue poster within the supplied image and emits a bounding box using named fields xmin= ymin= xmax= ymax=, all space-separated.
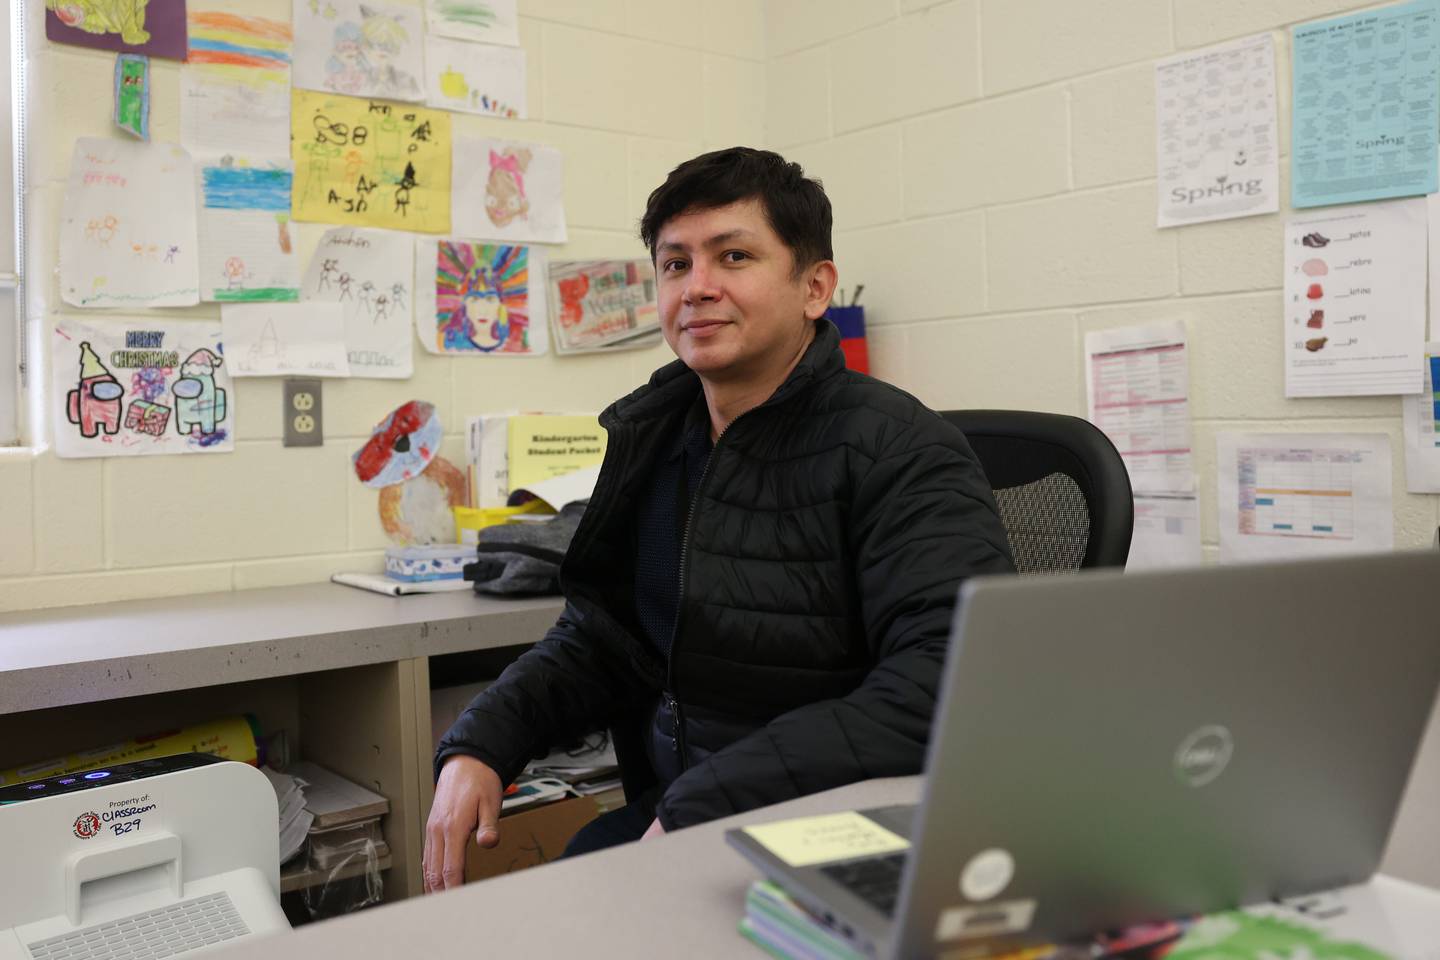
xmin=1291 ymin=0 xmax=1440 ymax=208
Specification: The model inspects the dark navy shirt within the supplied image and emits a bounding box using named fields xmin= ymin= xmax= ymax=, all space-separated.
xmin=634 ymin=395 xmax=713 ymax=663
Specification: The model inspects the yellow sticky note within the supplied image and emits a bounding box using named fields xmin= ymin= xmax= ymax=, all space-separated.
xmin=291 ymin=89 xmax=451 ymax=234
xmin=742 ymin=812 xmax=911 ymax=868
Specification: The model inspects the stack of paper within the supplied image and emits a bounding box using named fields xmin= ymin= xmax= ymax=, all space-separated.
xmin=739 ymin=881 xmax=865 ymax=960
xmin=260 ymin=766 xmax=313 ymax=865
xmin=526 ymin=734 xmax=621 ymax=797
xmin=287 ymin=761 xmax=389 ymax=829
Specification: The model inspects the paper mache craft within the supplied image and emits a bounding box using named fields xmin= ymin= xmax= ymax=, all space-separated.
xmin=353 ymin=400 xmax=467 ymax=544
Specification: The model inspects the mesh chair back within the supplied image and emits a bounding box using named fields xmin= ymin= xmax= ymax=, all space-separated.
xmin=941 ymin=410 xmax=1133 ymax=573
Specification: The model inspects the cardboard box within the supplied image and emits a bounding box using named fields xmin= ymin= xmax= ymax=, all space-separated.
xmin=465 ymin=795 xmax=601 ymax=883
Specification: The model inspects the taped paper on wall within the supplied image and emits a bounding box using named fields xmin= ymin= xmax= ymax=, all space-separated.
xmin=60 ymin=138 xmax=201 ymax=308
xmin=1401 ymin=344 xmax=1440 ymax=493
xmin=1216 ymin=432 xmax=1393 ymax=563
xmin=451 ymin=138 xmax=566 ymax=244
xmin=291 ymin=89 xmax=452 ymax=233
xmin=1084 ymin=320 xmax=1194 ymax=493
xmin=1155 ymin=33 xmax=1279 ymax=228
xmin=414 ymin=238 xmax=548 ymax=356
xmin=426 ymin=0 xmax=519 ymax=47
xmin=51 ymin=316 xmax=233 ymax=458
xmin=1284 ymin=198 xmax=1426 ymax=398
xmin=301 ymin=227 xmax=414 ymax=378
xmin=424 ymin=34 xmax=526 ymax=119
xmin=222 ymin=302 xmax=351 ymax=378
xmin=291 ymin=0 xmax=424 ymax=102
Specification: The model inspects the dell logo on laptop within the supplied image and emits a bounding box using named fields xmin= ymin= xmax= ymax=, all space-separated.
xmin=1174 ymin=725 xmax=1234 ymax=787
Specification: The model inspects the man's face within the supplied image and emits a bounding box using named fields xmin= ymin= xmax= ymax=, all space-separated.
xmin=654 ymin=199 xmax=829 ymax=383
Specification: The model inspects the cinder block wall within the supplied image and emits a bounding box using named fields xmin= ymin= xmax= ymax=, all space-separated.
xmin=0 ymin=0 xmax=765 ymax=612
xmin=768 ymin=0 xmax=1440 ymax=564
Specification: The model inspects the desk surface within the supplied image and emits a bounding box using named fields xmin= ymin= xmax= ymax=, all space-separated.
xmin=219 ymin=776 xmax=921 ymax=960
xmin=0 ymin=583 xmax=563 ymax=714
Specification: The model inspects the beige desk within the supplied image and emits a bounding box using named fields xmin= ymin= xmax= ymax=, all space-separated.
xmin=0 ymin=583 xmax=563 ymax=898
xmin=216 ymin=776 xmax=922 ymax=960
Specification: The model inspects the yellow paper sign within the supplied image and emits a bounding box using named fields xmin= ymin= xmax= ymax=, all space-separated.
xmin=291 ymin=89 xmax=451 ymax=234
xmin=742 ymin=812 xmax=911 ymax=868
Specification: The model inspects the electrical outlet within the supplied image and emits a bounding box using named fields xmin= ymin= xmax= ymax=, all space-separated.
xmin=283 ymin=378 xmax=323 ymax=447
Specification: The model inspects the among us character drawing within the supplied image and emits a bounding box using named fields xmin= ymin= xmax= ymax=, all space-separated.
xmin=485 ymin=148 xmax=532 ymax=228
xmin=65 ymin=341 xmax=124 ymax=439
xmin=172 ymin=348 xmax=228 ymax=438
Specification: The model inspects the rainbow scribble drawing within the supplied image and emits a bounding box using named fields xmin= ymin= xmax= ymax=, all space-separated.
xmin=433 ymin=241 xmax=534 ymax=354
xmin=187 ymin=11 xmax=291 ymax=76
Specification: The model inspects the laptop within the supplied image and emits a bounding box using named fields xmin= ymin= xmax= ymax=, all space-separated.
xmin=726 ymin=551 xmax=1440 ymax=959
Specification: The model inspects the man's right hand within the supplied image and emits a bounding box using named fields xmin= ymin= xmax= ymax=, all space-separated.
xmin=423 ymin=754 xmax=503 ymax=893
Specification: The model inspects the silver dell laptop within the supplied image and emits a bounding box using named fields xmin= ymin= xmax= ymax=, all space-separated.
xmin=727 ymin=551 xmax=1440 ymax=959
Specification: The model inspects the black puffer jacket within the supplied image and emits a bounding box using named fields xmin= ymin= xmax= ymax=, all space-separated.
xmin=436 ymin=320 xmax=1015 ymax=829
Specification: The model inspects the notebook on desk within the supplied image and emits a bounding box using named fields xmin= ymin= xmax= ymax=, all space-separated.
xmin=727 ymin=551 xmax=1440 ymax=960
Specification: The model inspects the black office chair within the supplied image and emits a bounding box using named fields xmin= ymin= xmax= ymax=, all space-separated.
xmin=941 ymin=409 xmax=1133 ymax=574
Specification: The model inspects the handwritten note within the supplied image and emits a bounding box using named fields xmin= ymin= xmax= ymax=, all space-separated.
xmin=60 ymin=138 xmax=201 ymax=308
xmin=742 ymin=813 xmax=911 ymax=868
xmin=221 ymin=302 xmax=351 ymax=378
xmin=291 ymin=89 xmax=452 ymax=234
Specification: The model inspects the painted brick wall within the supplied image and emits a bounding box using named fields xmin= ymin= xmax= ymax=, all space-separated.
xmin=763 ymin=0 xmax=1438 ymax=886
xmin=768 ymin=0 xmax=1440 ymax=565
xmin=0 ymin=0 xmax=765 ymax=612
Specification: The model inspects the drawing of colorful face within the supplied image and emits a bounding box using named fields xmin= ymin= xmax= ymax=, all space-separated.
xmin=65 ymin=341 xmax=123 ymax=439
xmin=485 ymin=149 xmax=531 ymax=228
xmin=460 ymin=269 xmax=508 ymax=350
xmin=353 ymin=400 xmax=442 ymax=488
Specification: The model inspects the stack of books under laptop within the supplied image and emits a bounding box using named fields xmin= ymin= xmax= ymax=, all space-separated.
xmin=739 ymin=880 xmax=864 ymax=960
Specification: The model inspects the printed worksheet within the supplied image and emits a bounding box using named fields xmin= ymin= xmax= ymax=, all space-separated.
xmin=1216 ymin=432 xmax=1394 ymax=563
xmin=1283 ymin=198 xmax=1426 ymax=397
xmin=1401 ymin=344 xmax=1440 ymax=493
xmin=1085 ymin=320 xmax=1193 ymax=493
xmin=1128 ymin=490 xmax=1203 ymax=570
xmin=1291 ymin=1 xmax=1440 ymax=207
xmin=1155 ymin=33 xmax=1279 ymax=228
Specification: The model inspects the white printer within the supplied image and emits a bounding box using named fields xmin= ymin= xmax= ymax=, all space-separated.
xmin=0 ymin=753 xmax=290 ymax=959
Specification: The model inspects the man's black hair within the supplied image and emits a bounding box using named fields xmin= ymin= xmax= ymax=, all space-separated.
xmin=639 ymin=147 xmax=833 ymax=276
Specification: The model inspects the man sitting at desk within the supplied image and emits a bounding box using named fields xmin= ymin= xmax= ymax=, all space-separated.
xmin=424 ymin=147 xmax=1014 ymax=890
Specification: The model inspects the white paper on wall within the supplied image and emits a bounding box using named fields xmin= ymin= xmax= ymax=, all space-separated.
xmin=1127 ymin=490 xmax=1204 ymax=570
xmin=1216 ymin=432 xmax=1394 ymax=563
xmin=51 ymin=316 xmax=234 ymax=458
xmin=291 ymin=0 xmax=425 ymax=102
xmin=180 ymin=65 xmax=291 ymax=161
xmin=1155 ymin=32 xmax=1279 ymax=228
xmin=424 ymin=34 xmax=526 ymax=119
xmin=301 ymin=227 xmax=415 ymax=379
xmin=197 ymin=161 xmax=300 ymax=302
xmin=1401 ymin=343 xmax=1440 ymax=493
xmin=452 ymin=138 xmax=567 ymax=244
xmin=414 ymin=238 xmax=549 ymax=356
xmin=1084 ymin=319 xmax=1194 ymax=493
xmin=1283 ymin=198 xmax=1427 ymax=398
xmin=426 ymin=0 xmax=519 ymax=47
xmin=59 ymin=138 xmax=201 ymax=308
xmin=221 ymin=302 xmax=351 ymax=377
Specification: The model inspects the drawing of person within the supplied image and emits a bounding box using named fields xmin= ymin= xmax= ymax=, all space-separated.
xmin=164 ymin=245 xmax=179 ymax=264
xmin=394 ymin=162 xmax=417 ymax=217
xmin=317 ymin=259 xmax=339 ymax=293
xmin=324 ymin=22 xmax=370 ymax=94
xmin=390 ymin=281 xmax=407 ymax=310
xmin=338 ymin=272 xmax=353 ymax=300
xmin=358 ymin=280 xmax=376 ymax=315
xmin=358 ymin=8 xmax=419 ymax=98
xmin=446 ymin=265 xmax=508 ymax=353
xmin=485 ymin=148 xmax=532 ymax=228
xmin=222 ymin=257 xmax=247 ymax=289
xmin=373 ymin=294 xmax=389 ymax=323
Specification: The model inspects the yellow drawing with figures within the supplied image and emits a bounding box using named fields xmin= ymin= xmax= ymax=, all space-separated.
xmin=291 ymin=89 xmax=451 ymax=234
